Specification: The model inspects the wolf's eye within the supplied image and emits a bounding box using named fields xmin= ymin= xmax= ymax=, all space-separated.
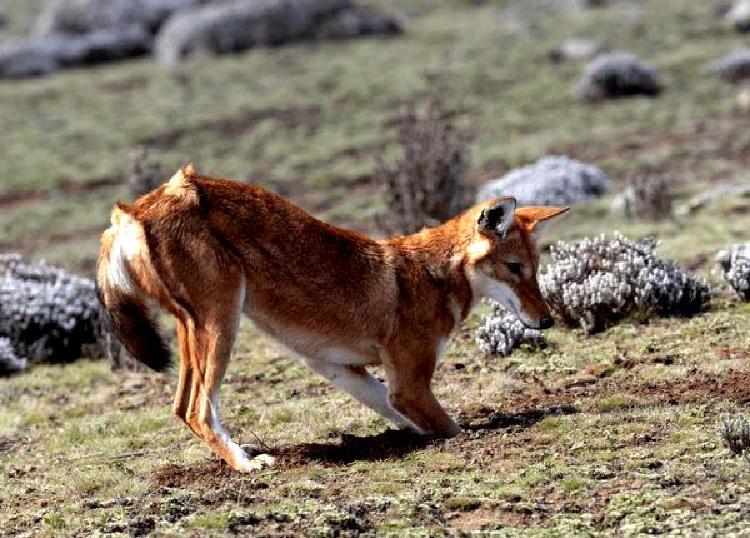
xmin=506 ymin=262 xmax=522 ymax=276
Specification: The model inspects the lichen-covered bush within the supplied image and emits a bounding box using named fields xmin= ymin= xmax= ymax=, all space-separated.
xmin=374 ymin=98 xmax=471 ymax=234
xmin=576 ymin=52 xmax=662 ymax=102
xmin=477 ymin=156 xmax=611 ymax=207
xmin=718 ymin=415 xmax=750 ymax=456
xmin=0 ymin=337 xmax=26 ymax=375
xmin=716 ymin=243 xmax=750 ymax=300
xmin=0 ymin=253 xmax=120 ymax=374
xmin=475 ymin=302 xmax=543 ymax=356
xmin=540 ymin=233 xmax=710 ymax=333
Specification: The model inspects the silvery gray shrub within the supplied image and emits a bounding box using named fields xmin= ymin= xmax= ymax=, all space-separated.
xmin=0 ymin=253 xmax=119 ymax=374
xmin=716 ymin=243 xmax=750 ymax=301
xmin=475 ymin=302 xmax=543 ymax=356
xmin=540 ymin=233 xmax=710 ymax=333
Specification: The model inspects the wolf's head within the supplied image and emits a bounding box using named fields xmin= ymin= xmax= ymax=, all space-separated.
xmin=465 ymin=197 xmax=568 ymax=329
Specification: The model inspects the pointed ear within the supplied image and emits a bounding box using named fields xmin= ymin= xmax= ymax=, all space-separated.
xmin=515 ymin=206 xmax=570 ymax=239
xmin=478 ymin=197 xmax=516 ymax=238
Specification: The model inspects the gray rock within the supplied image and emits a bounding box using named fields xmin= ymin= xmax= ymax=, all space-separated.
xmin=0 ymin=40 xmax=61 ymax=79
xmin=726 ymin=0 xmax=750 ymax=33
xmin=156 ymin=0 xmax=402 ymax=65
xmin=476 ymin=156 xmax=611 ymax=207
xmin=706 ymin=48 xmax=750 ymax=83
xmin=576 ymin=52 xmax=662 ymax=101
xmin=0 ymin=27 xmax=151 ymax=80
xmin=35 ymin=0 xmax=201 ymax=37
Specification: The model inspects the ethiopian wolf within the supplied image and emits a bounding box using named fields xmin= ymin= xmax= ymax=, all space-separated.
xmin=97 ymin=165 xmax=567 ymax=472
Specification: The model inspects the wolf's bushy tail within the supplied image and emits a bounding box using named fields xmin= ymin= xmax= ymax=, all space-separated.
xmin=96 ymin=205 xmax=172 ymax=372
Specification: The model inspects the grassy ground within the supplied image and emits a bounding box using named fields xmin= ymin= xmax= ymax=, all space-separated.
xmin=1 ymin=0 xmax=750 ymax=535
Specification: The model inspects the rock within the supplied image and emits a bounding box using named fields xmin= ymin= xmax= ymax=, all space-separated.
xmin=706 ymin=48 xmax=750 ymax=83
xmin=725 ymin=0 xmax=750 ymax=33
xmin=35 ymin=0 xmax=200 ymax=37
xmin=549 ymin=38 xmax=605 ymax=63
xmin=576 ymin=52 xmax=662 ymax=102
xmin=56 ymin=26 xmax=152 ymax=66
xmin=0 ymin=40 xmax=61 ymax=79
xmin=476 ymin=156 xmax=611 ymax=207
xmin=155 ymin=0 xmax=402 ymax=65
xmin=313 ymin=4 xmax=402 ymax=40
xmin=0 ymin=27 xmax=151 ymax=80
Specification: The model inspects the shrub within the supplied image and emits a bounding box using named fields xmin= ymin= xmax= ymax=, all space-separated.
xmin=576 ymin=52 xmax=662 ymax=102
xmin=475 ymin=301 xmax=544 ymax=356
xmin=622 ymin=177 xmax=673 ymax=221
xmin=716 ymin=243 xmax=750 ymax=301
xmin=374 ymin=99 xmax=472 ymax=234
xmin=0 ymin=253 xmax=121 ymax=374
xmin=477 ymin=155 xmax=611 ymax=207
xmin=126 ymin=146 xmax=165 ymax=198
xmin=540 ymin=233 xmax=710 ymax=333
xmin=718 ymin=415 xmax=750 ymax=456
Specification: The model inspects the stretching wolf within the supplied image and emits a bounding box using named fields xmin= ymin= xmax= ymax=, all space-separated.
xmin=97 ymin=165 xmax=567 ymax=472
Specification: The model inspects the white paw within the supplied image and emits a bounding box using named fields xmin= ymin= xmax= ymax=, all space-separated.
xmin=234 ymin=453 xmax=276 ymax=473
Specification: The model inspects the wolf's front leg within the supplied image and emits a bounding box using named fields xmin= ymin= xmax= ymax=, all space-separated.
xmin=382 ymin=344 xmax=461 ymax=437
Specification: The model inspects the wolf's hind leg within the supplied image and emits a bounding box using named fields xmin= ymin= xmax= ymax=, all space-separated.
xmin=185 ymin=282 xmax=274 ymax=473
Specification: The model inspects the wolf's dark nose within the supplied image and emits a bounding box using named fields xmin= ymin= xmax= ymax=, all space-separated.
xmin=539 ymin=316 xmax=554 ymax=330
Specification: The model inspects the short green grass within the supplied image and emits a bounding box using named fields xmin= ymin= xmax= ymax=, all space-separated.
xmin=2 ymin=0 xmax=750 ymax=535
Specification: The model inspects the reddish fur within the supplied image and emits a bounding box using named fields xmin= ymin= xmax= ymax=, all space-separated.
xmin=96 ymin=166 xmax=567 ymax=472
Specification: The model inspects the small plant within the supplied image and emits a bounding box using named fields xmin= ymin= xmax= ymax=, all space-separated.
xmin=374 ymin=98 xmax=472 ymax=234
xmin=622 ymin=177 xmax=673 ymax=221
xmin=716 ymin=243 xmax=750 ymax=300
xmin=126 ymin=146 xmax=165 ymax=198
xmin=475 ymin=301 xmax=544 ymax=356
xmin=718 ymin=414 xmax=750 ymax=457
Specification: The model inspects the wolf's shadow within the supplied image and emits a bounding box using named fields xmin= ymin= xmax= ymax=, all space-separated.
xmin=270 ymin=404 xmax=578 ymax=466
